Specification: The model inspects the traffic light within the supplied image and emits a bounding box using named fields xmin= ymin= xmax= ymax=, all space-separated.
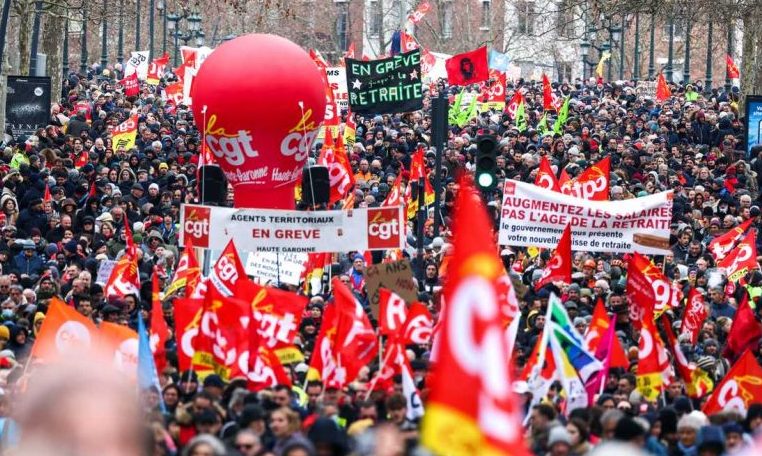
xmin=475 ymin=132 xmax=498 ymax=191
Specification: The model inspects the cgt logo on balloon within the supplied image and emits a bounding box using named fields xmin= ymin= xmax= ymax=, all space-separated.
xmin=183 ymin=206 xmax=211 ymax=248
xmin=367 ymin=207 xmax=402 ymax=250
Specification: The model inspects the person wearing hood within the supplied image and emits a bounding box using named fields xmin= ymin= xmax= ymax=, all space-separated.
xmin=306 ymin=417 xmax=349 ymax=456
xmin=7 ymin=325 xmax=30 ymax=364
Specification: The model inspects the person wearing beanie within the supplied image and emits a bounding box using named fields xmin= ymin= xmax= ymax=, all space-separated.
xmin=613 ymin=416 xmax=647 ymax=446
xmin=546 ymin=425 xmax=572 ymax=455
xmin=676 ymin=411 xmax=707 ymax=455
xmin=0 ymin=325 xmax=9 ymax=350
xmin=697 ymin=425 xmax=725 ymax=456
xmin=721 ymin=422 xmax=744 ymax=453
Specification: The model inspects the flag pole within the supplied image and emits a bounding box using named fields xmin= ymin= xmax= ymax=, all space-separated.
xmin=365 ymin=343 xmax=393 ymax=401
xmin=200 ymin=105 xmax=207 ymax=205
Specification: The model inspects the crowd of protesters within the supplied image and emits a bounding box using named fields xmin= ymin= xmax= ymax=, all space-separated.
xmin=0 ymin=52 xmax=758 ymax=456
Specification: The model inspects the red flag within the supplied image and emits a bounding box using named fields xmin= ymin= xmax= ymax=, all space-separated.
xmin=534 ymin=224 xmax=572 ymax=290
xmin=193 ymin=286 xmax=248 ymax=380
xmin=679 ymin=289 xmax=708 ymax=346
xmin=703 ymin=350 xmax=762 ymax=415
xmin=309 ymin=279 xmax=377 ymax=388
xmin=656 ymin=73 xmax=671 ymax=102
xmin=150 ymin=267 xmax=170 ymax=374
xmin=119 ymin=72 xmax=140 ymax=97
xmin=379 ymin=288 xmax=408 ymax=337
xmin=585 ymin=298 xmax=629 ymax=369
xmin=400 ymin=30 xmax=419 ymax=53
xmin=245 ymin=289 xmax=292 ymax=391
xmin=534 ymin=156 xmax=560 ymax=192
xmin=382 ymin=173 xmax=404 ymax=207
xmin=104 ymin=252 xmax=140 ymax=299
xmin=402 ymin=302 xmax=434 ymax=345
xmin=626 ymin=252 xmax=679 ymax=328
xmin=205 ymin=239 xmax=250 ymax=298
xmin=504 ymin=90 xmax=524 ymax=119
xmin=709 ymin=218 xmax=753 ymax=260
xmin=43 ymin=183 xmax=51 ymax=204
xmin=542 ymin=74 xmax=554 ymax=111
xmin=407 ymin=0 xmax=432 ymax=24
xmin=165 ymin=238 xmax=202 ymax=297
xmin=422 ymin=178 xmax=528 ymax=456
xmin=445 ymin=46 xmax=489 ymax=86
xmin=146 ymin=52 xmax=170 ymax=84
xmin=250 ymin=283 xmax=307 ymax=351
xmin=662 ymin=315 xmax=714 ymax=399
xmin=173 ymin=297 xmax=204 ymax=372
xmin=317 ymin=132 xmax=355 ymax=205
xmin=636 ymin=306 xmax=669 ymax=402
xmin=123 ymin=219 xmax=137 ymax=260
xmin=723 ymin=293 xmax=762 ymax=360
xmin=560 ymin=156 xmax=610 ymax=200
xmin=718 ymin=230 xmax=758 ymax=283
xmin=332 ymin=277 xmax=377 ymax=379
xmin=726 ymin=54 xmax=740 ymax=79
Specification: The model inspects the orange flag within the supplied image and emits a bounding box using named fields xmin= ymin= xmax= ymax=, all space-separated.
xmin=703 ymin=349 xmax=762 ymax=415
xmin=422 ymin=178 xmax=529 ymax=456
xmin=656 ymin=73 xmax=671 ymax=102
xmin=99 ymin=322 xmax=139 ymax=378
xmin=43 ymin=183 xmax=51 ymax=204
xmin=30 ymin=297 xmax=98 ymax=362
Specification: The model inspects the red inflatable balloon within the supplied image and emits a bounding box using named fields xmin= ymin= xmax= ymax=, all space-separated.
xmin=191 ymin=34 xmax=326 ymax=209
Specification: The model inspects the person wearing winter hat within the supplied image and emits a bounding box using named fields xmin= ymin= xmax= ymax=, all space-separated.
xmin=697 ymin=425 xmax=726 ymax=456
xmin=676 ymin=412 xmax=708 ymax=454
xmin=547 ymin=425 xmax=572 ymax=455
xmin=721 ymin=422 xmax=744 ymax=453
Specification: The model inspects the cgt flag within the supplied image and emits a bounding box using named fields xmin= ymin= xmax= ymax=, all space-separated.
xmin=345 ymin=49 xmax=424 ymax=115
xmin=111 ymin=114 xmax=139 ymax=153
xmin=422 ymin=177 xmax=528 ymax=456
xmin=445 ymin=46 xmax=489 ymax=86
xmin=119 ymin=72 xmax=139 ymax=97
xmin=703 ymin=349 xmax=762 ymax=415
xmin=534 ymin=224 xmax=572 ymax=290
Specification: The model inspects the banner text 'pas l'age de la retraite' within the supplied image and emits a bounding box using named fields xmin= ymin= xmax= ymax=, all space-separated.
xmin=499 ymin=180 xmax=673 ymax=254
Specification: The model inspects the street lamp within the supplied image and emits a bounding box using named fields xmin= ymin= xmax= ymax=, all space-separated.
xmin=195 ymin=31 xmax=205 ymax=47
xmin=157 ymin=0 xmax=167 ymax=55
xmin=705 ymin=21 xmax=713 ymax=92
xmin=100 ymin=0 xmax=107 ymax=67
xmin=168 ymin=10 xmax=203 ymax=66
xmin=666 ymin=17 xmax=675 ymax=82
xmin=80 ymin=8 xmax=88 ymax=74
xmin=118 ymin=0 xmax=124 ymax=63
xmin=580 ymin=39 xmax=590 ymax=80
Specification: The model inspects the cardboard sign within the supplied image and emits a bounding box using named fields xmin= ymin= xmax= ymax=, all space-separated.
xmin=326 ymin=67 xmax=349 ymax=112
xmin=345 ymin=49 xmax=424 ymax=115
xmin=245 ymin=251 xmax=307 ymax=286
xmin=96 ymin=260 xmax=117 ymax=285
xmin=365 ymin=259 xmax=417 ymax=318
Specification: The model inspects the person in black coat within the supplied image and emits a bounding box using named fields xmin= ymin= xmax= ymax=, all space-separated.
xmin=16 ymin=199 xmax=48 ymax=238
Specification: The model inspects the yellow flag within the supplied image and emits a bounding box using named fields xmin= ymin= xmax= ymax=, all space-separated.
xmin=595 ymin=51 xmax=611 ymax=78
xmin=111 ymin=114 xmax=139 ymax=152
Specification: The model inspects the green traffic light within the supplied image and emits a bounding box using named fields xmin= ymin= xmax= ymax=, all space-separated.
xmin=477 ymin=172 xmax=495 ymax=189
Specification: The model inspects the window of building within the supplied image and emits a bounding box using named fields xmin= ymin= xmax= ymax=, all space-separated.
xmin=442 ymin=1 xmax=453 ymax=39
xmin=517 ymin=1 xmax=535 ymax=35
xmin=556 ymin=0 xmax=575 ymax=38
xmin=480 ymin=0 xmax=491 ymax=31
xmin=369 ymin=0 xmax=383 ymax=37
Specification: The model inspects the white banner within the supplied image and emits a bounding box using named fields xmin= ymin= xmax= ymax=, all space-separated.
xmin=125 ymin=51 xmax=150 ymax=80
xmin=499 ymin=180 xmax=673 ymax=254
xmin=326 ymin=67 xmax=349 ymax=112
xmin=245 ymin=251 xmax=307 ymax=286
xmin=180 ymin=204 xmax=405 ymax=253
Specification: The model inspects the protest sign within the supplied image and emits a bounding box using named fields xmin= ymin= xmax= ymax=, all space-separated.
xmin=365 ymin=259 xmax=417 ymax=318
xmin=345 ymin=49 xmax=424 ymax=115
xmin=180 ymin=204 xmax=405 ymax=253
xmin=125 ymin=51 xmax=150 ymax=80
xmin=636 ymin=81 xmax=657 ymax=99
xmin=96 ymin=260 xmax=117 ymax=285
xmin=498 ymin=180 xmax=673 ymax=254
xmin=245 ymin=251 xmax=307 ymax=286
xmin=326 ymin=67 xmax=349 ymax=112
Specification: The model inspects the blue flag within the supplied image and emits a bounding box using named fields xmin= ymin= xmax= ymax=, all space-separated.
xmin=488 ymin=49 xmax=510 ymax=71
xmin=138 ymin=313 xmax=166 ymax=413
